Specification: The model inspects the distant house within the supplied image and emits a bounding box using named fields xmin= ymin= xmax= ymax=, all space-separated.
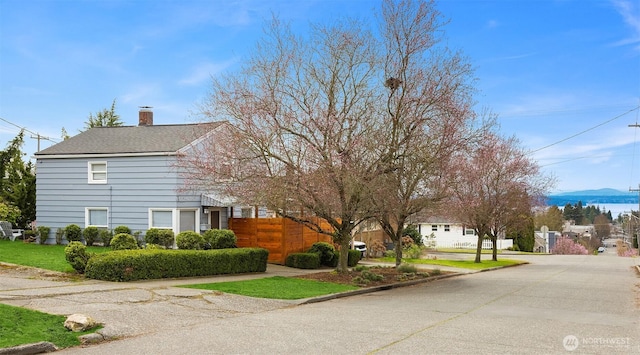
xmin=410 ymin=214 xmax=513 ymax=250
xmin=34 ymin=108 xmax=248 ymax=244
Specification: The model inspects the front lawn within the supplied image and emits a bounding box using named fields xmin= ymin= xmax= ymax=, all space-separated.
xmin=0 ymin=303 xmax=97 ymax=349
xmin=180 ymin=276 xmax=359 ymax=299
xmin=0 ymin=239 xmax=109 ymax=273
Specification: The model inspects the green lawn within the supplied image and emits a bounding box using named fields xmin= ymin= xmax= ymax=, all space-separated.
xmin=0 ymin=303 xmax=98 ymax=349
xmin=180 ymin=276 xmax=359 ymax=299
xmin=0 ymin=239 xmax=109 ymax=273
xmin=376 ymin=257 xmax=526 ymax=270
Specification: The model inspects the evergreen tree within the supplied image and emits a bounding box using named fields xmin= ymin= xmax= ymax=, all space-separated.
xmin=85 ymin=99 xmax=123 ymax=130
xmin=0 ymin=131 xmax=36 ymax=228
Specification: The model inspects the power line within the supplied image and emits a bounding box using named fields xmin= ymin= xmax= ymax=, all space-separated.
xmin=528 ymin=105 xmax=640 ymax=155
xmin=0 ymin=116 xmax=59 ymax=151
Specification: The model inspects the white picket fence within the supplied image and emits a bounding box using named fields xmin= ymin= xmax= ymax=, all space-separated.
xmin=435 ymin=239 xmax=513 ymax=250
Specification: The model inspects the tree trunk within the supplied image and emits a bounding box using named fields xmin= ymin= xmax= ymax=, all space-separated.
xmin=491 ymin=235 xmax=498 ymax=261
xmin=475 ymin=234 xmax=483 ymax=263
xmin=395 ymin=238 xmax=402 ymax=267
xmin=338 ymin=238 xmax=350 ymax=273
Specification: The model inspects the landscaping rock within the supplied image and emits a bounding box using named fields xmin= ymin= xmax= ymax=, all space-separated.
xmin=0 ymin=341 xmax=57 ymax=354
xmin=64 ymin=314 xmax=97 ymax=332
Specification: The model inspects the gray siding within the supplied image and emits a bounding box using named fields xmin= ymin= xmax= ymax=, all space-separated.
xmin=36 ymin=155 xmax=203 ymax=243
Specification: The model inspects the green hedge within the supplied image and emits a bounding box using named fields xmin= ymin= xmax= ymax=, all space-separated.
xmin=285 ymin=253 xmax=320 ymax=269
xmin=84 ymin=248 xmax=269 ymax=282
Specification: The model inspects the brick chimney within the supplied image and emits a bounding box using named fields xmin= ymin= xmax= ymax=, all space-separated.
xmin=139 ymin=106 xmax=153 ymax=126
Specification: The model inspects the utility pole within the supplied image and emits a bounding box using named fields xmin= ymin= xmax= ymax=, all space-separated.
xmin=29 ymin=134 xmax=54 ymax=152
xmin=629 ymin=122 xmax=640 ymax=254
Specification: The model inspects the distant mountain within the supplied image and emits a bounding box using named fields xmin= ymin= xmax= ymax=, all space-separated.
xmin=547 ymin=188 xmax=638 ymax=206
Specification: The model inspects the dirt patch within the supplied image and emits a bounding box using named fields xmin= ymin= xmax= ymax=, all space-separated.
xmin=293 ymin=265 xmax=451 ymax=287
xmin=0 ymin=263 xmax=81 ymax=282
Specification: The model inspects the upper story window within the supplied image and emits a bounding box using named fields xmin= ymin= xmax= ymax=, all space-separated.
xmin=431 ymin=225 xmax=438 ymax=231
xmin=88 ymin=162 xmax=107 ymax=184
xmin=444 ymin=225 xmax=450 ymax=232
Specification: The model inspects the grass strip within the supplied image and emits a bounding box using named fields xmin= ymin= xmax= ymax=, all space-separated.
xmin=180 ymin=276 xmax=359 ymax=299
xmin=0 ymin=303 xmax=97 ymax=349
xmin=376 ymin=257 xmax=526 ymax=270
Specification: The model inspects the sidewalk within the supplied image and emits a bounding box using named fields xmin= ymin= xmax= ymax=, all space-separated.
xmin=0 ymin=261 xmax=469 ymax=353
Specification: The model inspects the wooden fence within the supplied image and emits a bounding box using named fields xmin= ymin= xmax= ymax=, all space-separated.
xmin=228 ymin=217 xmax=333 ymax=264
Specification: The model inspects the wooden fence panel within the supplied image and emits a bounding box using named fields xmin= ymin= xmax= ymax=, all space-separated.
xmin=229 ymin=217 xmax=332 ymax=264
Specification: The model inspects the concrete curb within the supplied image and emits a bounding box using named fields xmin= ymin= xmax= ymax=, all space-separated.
xmin=299 ymin=272 xmax=463 ymax=304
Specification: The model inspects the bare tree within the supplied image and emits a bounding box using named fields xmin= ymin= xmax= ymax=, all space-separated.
xmin=370 ymin=0 xmax=479 ymax=266
xmin=184 ymin=16 xmax=383 ymax=272
xmin=450 ymin=133 xmax=553 ymax=262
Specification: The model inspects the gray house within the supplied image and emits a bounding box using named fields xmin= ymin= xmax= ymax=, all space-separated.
xmin=34 ymin=109 xmax=235 ymax=244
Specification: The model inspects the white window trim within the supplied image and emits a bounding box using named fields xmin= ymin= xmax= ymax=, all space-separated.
xmin=85 ymin=207 xmax=109 ymax=228
xmin=148 ymin=208 xmax=201 ymax=234
xmin=88 ymin=161 xmax=107 ymax=184
xmin=149 ymin=208 xmax=174 ymax=230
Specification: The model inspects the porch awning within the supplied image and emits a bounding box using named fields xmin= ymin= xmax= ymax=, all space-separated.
xmin=201 ymin=193 xmax=235 ymax=207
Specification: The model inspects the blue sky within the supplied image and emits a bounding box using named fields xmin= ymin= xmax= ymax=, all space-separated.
xmin=1 ymin=0 xmax=639 ymax=193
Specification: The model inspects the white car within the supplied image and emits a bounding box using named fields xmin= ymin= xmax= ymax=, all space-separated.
xmin=351 ymin=241 xmax=367 ymax=257
xmin=597 ymin=246 xmax=606 ymax=253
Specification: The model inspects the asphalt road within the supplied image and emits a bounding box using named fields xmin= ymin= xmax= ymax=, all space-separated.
xmin=54 ymin=253 xmax=639 ymax=355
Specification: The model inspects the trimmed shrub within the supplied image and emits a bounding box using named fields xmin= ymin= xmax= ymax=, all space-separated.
xmin=202 ymin=229 xmax=237 ymax=249
xmin=100 ymin=229 xmax=113 ymax=247
xmin=110 ymin=233 xmax=139 ymax=251
xmin=83 ymin=226 xmax=100 ymax=246
xmin=65 ymin=241 xmax=93 ymax=274
xmin=403 ymin=244 xmax=424 ymax=259
xmin=145 ymin=228 xmax=174 ymax=248
xmin=36 ymin=226 xmax=50 ymax=245
xmin=347 ymin=249 xmax=361 ymax=267
xmin=114 ymin=225 xmax=131 ymax=235
xmin=64 ymin=224 xmax=82 ymax=242
xmin=285 ymin=253 xmax=320 ymax=269
xmin=84 ymin=248 xmax=269 ymax=281
xmin=307 ymin=242 xmax=336 ymax=266
xmin=55 ymin=228 xmax=65 ymax=245
xmin=176 ymin=231 xmax=204 ymax=250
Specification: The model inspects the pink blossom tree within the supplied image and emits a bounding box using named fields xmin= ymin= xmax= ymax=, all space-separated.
xmin=552 ymin=236 xmax=588 ymax=255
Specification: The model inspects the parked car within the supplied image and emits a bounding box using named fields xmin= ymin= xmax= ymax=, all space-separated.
xmin=597 ymin=246 xmax=606 ymax=253
xmin=350 ymin=240 xmax=367 ymax=257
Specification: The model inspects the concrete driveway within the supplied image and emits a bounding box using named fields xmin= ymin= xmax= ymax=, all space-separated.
xmin=2 ymin=253 xmax=639 ymax=354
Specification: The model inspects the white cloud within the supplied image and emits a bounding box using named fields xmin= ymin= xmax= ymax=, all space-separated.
xmin=178 ymin=59 xmax=237 ymax=86
xmin=611 ymin=0 xmax=640 ymax=51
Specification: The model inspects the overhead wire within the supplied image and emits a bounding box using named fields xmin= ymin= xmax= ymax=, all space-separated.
xmin=0 ymin=116 xmax=59 ymax=143
xmin=528 ymin=105 xmax=640 ymax=155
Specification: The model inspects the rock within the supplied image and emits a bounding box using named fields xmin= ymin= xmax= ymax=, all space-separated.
xmin=0 ymin=341 xmax=57 ymax=354
xmin=64 ymin=314 xmax=97 ymax=332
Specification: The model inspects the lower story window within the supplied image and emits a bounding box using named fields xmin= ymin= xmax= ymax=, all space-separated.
xmin=150 ymin=209 xmax=173 ymax=229
xmin=86 ymin=208 xmax=108 ymax=228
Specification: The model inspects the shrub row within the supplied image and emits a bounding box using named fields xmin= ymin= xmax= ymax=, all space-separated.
xmin=285 ymin=242 xmax=361 ymax=269
xmin=84 ymin=248 xmax=269 ymax=282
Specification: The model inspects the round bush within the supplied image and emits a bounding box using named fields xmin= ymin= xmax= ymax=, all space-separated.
xmin=64 ymin=241 xmax=92 ymax=273
xmin=145 ymin=228 xmax=175 ymax=248
xmin=176 ymin=231 xmax=205 ymax=250
xmin=100 ymin=229 xmax=113 ymax=247
xmin=114 ymin=225 xmax=132 ymax=235
xmin=83 ymin=226 xmax=100 ymax=246
xmin=110 ymin=233 xmax=139 ymax=250
xmin=307 ymin=242 xmax=336 ymax=266
xmin=202 ymin=229 xmax=237 ymax=249
xmin=64 ymin=224 xmax=82 ymax=242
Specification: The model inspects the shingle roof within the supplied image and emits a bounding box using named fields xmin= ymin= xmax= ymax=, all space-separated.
xmin=35 ymin=122 xmax=224 ymax=156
